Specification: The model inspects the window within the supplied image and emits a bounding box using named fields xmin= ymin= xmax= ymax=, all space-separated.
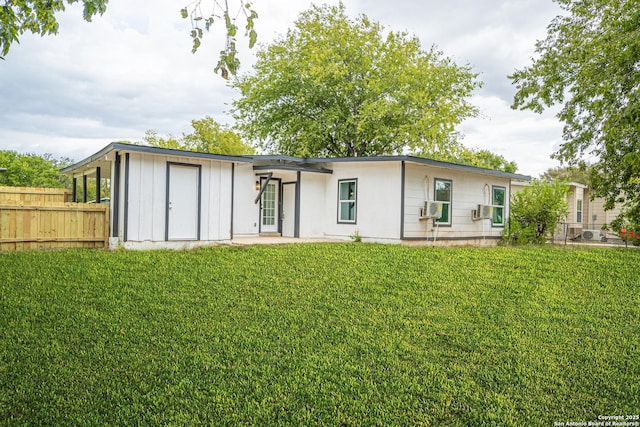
xmin=262 ymin=182 xmax=276 ymax=226
xmin=434 ymin=179 xmax=452 ymax=225
xmin=492 ymin=186 xmax=506 ymax=226
xmin=338 ymin=179 xmax=357 ymax=223
xmin=576 ymin=199 xmax=583 ymax=223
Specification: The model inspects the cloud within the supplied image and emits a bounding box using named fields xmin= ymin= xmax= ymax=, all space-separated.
xmin=0 ymin=0 xmax=564 ymax=176
xmin=460 ymin=95 xmax=564 ymax=176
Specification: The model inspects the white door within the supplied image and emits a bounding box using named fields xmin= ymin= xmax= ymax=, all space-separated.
xmin=282 ymin=183 xmax=296 ymax=237
xmin=261 ymin=182 xmax=279 ymax=233
xmin=167 ymin=164 xmax=199 ymax=240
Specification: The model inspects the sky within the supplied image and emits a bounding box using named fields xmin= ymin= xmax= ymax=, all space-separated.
xmin=0 ymin=0 xmax=566 ymax=176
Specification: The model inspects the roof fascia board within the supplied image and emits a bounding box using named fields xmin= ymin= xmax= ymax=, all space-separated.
xmin=111 ymin=143 xmax=251 ymax=163
xmin=62 ymin=143 xmax=530 ymax=181
xmin=307 ymin=155 xmax=530 ymax=180
xmin=61 ymin=142 xmax=119 ymax=174
xmin=252 ymin=164 xmax=333 ymax=174
xmin=61 ymin=142 xmax=252 ymax=174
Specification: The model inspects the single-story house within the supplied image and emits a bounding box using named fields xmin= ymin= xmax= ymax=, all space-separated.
xmin=62 ymin=142 xmax=530 ymax=249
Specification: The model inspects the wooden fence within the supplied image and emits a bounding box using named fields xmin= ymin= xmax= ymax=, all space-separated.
xmin=0 ymin=186 xmax=109 ymax=251
xmin=0 ymin=186 xmax=72 ymax=203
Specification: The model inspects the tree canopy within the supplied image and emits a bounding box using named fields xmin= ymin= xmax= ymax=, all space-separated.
xmin=0 ymin=150 xmax=72 ymax=188
xmin=454 ymin=148 xmax=518 ymax=173
xmin=540 ymin=165 xmax=592 ymax=185
xmin=510 ymin=0 xmax=640 ymax=228
xmin=232 ymin=3 xmax=481 ymax=158
xmin=141 ymin=116 xmax=255 ymax=155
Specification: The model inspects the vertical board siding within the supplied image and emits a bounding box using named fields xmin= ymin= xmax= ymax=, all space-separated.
xmin=123 ymin=153 xmax=232 ymax=243
xmin=403 ymin=162 xmax=510 ymax=240
xmin=321 ymin=162 xmax=402 ymax=241
xmin=0 ymin=187 xmax=109 ymax=251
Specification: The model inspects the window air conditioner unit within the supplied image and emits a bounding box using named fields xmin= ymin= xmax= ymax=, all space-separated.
xmin=420 ymin=201 xmax=443 ymax=219
xmin=472 ymin=204 xmax=493 ymax=220
xmin=582 ymin=230 xmax=604 ymax=241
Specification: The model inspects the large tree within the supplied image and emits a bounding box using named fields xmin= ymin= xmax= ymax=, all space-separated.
xmin=540 ymin=165 xmax=592 ymax=185
xmin=454 ymin=148 xmax=518 ymax=173
xmin=142 ymin=116 xmax=255 ymax=155
xmin=0 ymin=150 xmax=72 ymax=188
xmin=510 ymin=0 xmax=640 ymax=228
xmin=0 ymin=0 xmax=256 ymax=78
xmin=232 ymin=3 xmax=481 ymax=158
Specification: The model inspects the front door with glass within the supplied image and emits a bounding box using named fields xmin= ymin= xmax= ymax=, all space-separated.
xmin=261 ymin=181 xmax=279 ymax=233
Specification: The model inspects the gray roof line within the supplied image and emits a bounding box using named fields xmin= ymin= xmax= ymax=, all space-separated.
xmin=252 ymin=164 xmax=333 ymax=174
xmin=304 ymin=155 xmax=531 ymax=180
xmin=62 ymin=142 xmax=530 ymax=181
xmin=61 ymin=142 xmax=252 ymax=173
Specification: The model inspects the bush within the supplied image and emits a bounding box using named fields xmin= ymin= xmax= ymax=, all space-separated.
xmin=504 ymin=179 xmax=569 ymax=244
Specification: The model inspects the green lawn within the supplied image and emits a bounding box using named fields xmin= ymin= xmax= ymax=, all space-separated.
xmin=1 ymin=244 xmax=638 ymax=426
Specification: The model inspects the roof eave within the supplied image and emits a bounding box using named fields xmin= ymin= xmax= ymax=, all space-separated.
xmin=61 ymin=142 xmax=252 ymax=174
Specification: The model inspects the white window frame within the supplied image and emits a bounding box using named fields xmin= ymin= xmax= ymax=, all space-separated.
xmin=492 ymin=186 xmax=506 ymax=227
xmin=337 ymin=179 xmax=357 ymax=224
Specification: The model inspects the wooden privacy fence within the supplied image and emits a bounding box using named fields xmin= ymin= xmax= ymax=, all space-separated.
xmin=0 ymin=186 xmax=109 ymax=251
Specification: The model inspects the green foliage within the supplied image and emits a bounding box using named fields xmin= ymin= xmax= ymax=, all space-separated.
xmin=232 ymin=3 xmax=481 ymax=158
xmin=510 ymin=0 xmax=640 ymax=230
xmin=140 ymin=130 xmax=182 ymax=150
xmin=181 ymin=0 xmax=258 ymax=79
xmin=609 ymin=204 xmax=640 ymax=246
xmin=141 ymin=116 xmax=255 ymax=155
xmin=505 ymin=180 xmax=569 ymax=244
xmin=540 ymin=165 xmax=592 ymax=185
xmin=0 ymin=0 xmax=108 ymax=58
xmin=0 ymin=150 xmax=72 ymax=188
xmin=1 ymin=244 xmax=638 ymax=425
xmin=452 ymin=147 xmax=518 ymax=173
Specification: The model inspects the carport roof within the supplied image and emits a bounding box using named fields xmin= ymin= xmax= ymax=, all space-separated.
xmin=61 ymin=142 xmax=252 ymax=177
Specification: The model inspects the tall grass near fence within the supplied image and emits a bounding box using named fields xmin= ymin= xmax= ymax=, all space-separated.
xmin=1 ymin=244 xmax=638 ymax=425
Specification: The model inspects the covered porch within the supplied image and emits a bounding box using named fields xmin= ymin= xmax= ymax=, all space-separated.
xmin=65 ymin=155 xmax=113 ymax=205
xmin=251 ymin=156 xmax=332 ymax=238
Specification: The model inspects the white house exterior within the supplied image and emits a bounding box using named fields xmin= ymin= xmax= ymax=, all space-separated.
xmin=62 ymin=142 xmax=530 ymax=249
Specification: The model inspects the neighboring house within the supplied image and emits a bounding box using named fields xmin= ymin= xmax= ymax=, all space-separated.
xmin=511 ymin=180 xmax=623 ymax=242
xmin=578 ymin=186 xmax=623 ymax=241
xmin=62 ymin=142 xmax=530 ymax=249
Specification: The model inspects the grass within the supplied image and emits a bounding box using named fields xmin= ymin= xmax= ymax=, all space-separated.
xmin=0 ymin=244 xmax=638 ymax=426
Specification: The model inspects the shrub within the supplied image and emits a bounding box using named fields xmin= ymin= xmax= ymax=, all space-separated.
xmin=504 ymin=179 xmax=569 ymax=244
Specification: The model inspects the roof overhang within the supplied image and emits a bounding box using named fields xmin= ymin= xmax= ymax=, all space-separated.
xmin=251 ymin=156 xmax=333 ymax=174
xmin=61 ymin=142 xmax=253 ymax=179
xmin=61 ymin=143 xmax=530 ymax=181
xmin=305 ymin=155 xmax=531 ymax=181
